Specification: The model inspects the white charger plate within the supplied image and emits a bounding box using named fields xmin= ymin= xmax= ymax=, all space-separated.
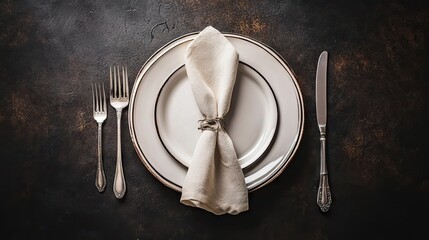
xmin=129 ymin=33 xmax=304 ymax=192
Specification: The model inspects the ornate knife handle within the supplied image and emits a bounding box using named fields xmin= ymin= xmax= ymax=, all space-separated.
xmin=317 ymin=127 xmax=332 ymax=212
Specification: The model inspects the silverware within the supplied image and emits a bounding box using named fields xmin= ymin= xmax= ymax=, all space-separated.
xmin=110 ymin=65 xmax=129 ymax=199
xmin=316 ymin=51 xmax=332 ymax=212
xmin=92 ymin=83 xmax=107 ymax=192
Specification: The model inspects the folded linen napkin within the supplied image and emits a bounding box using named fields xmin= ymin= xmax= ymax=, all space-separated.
xmin=180 ymin=26 xmax=249 ymax=215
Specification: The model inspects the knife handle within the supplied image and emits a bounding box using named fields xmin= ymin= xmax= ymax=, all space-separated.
xmin=317 ymin=127 xmax=332 ymax=212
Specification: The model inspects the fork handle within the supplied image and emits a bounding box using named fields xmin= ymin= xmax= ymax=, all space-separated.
xmin=317 ymin=129 xmax=332 ymax=212
xmin=96 ymin=123 xmax=106 ymax=192
xmin=113 ymin=110 xmax=126 ymax=199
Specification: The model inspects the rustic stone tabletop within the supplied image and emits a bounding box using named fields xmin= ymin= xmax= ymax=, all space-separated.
xmin=1 ymin=0 xmax=428 ymax=239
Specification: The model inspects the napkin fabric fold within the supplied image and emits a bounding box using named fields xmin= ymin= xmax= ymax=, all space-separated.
xmin=180 ymin=26 xmax=249 ymax=215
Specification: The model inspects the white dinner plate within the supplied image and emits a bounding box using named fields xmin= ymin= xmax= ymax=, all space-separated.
xmin=129 ymin=32 xmax=304 ymax=192
xmin=155 ymin=63 xmax=278 ymax=169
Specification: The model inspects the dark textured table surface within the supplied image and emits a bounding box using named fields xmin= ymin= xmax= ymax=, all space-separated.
xmin=1 ymin=0 xmax=428 ymax=239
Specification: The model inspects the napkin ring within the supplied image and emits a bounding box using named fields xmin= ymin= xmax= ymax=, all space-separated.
xmin=198 ymin=117 xmax=225 ymax=132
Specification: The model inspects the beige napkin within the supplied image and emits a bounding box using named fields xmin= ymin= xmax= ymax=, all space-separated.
xmin=180 ymin=26 xmax=249 ymax=215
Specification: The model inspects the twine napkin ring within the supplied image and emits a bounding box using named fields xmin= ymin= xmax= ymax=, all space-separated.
xmin=198 ymin=117 xmax=225 ymax=132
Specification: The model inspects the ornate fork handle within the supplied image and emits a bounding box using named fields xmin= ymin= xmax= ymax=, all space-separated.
xmin=95 ymin=123 xmax=106 ymax=192
xmin=317 ymin=127 xmax=332 ymax=212
xmin=113 ymin=110 xmax=126 ymax=199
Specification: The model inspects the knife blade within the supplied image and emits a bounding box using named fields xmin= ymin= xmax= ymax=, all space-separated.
xmin=316 ymin=51 xmax=327 ymax=128
xmin=316 ymin=51 xmax=332 ymax=212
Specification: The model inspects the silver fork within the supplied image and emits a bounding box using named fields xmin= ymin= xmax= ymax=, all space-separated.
xmin=110 ymin=65 xmax=129 ymax=199
xmin=92 ymin=83 xmax=107 ymax=192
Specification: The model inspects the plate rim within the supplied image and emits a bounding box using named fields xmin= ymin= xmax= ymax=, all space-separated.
xmin=128 ymin=31 xmax=305 ymax=193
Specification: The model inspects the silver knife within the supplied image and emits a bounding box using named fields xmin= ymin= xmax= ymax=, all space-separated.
xmin=316 ymin=51 xmax=332 ymax=212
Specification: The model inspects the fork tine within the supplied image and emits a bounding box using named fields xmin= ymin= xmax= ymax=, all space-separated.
xmin=114 ymin=66 xmax=117 ymax=97
xmin=121 ymin=66 xmax=127 ymax=97
xmin=117 ymin=65 xmax=120 ymax=97
xmin=110 ymin=66 xmax=113 ymax=97
xmin=125 ymin=66 xmax=129 ymax=98
xmin=113 ymin=65 xmax=117 ymax=98
xmin=94 ymin=82 xmax=99 ymax=112
xmin=102 ymin=82 xmax=106 ymax=112
xmin=92 ymin=83 xmax=95 ymax=113
xmin=116 ymin=65 xmax=122 ymax=98
xmin=95 ymin=83 xmax=101 ymax=112
xmin=94 ymin=83 xmax=98 ymax=112
xmin=98 ymin=83 xmax=103 ymax=112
